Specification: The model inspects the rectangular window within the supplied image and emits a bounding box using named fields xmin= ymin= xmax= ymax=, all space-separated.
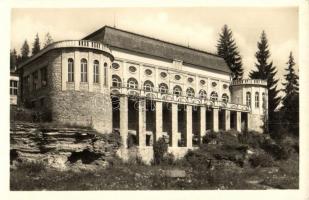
xmin=32 ymin=71 xmax=38 ymax=90
xmin=10 ymin=80 xmax=18 ymax=95
xmin=104 ymin=63 xmax=108 ymax=86
xmin=93 ymin=63 xmax=100 ymax=83
xmin=68 ymin=59 xmax=74 ymax=82
xmin=24 ymin=75 xmax=30 ymax=93
xmin=40 ymin=67 xmax=47 ymax=87
xmin=40 ymin=98 xmax=45 ymax=107
xmin=255 ymin=93 xmax=259 ymax=108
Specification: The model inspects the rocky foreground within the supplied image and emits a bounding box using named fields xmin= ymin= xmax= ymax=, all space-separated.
xmin=10 ymin=122 xmax=121 ymax=171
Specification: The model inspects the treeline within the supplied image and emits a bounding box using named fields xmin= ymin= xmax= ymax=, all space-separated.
xmin=217 ymin=25 xmax=299 ymax=138
xmin=10 ymin=32 xmax=53 ymax=71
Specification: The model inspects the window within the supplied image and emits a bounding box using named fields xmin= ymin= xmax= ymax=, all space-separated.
xmin=104 ymin=63 xmax=108 ymax=86
xmin=174 ymin=75 xmax=181 ymax=80
xmin=145 ymin=69 xmax=152 ymax=76
xmin=32 ymin=71 xmax=38 ymax=90
xmin=40 ymin=67 xmax=47 ymax=87
xmin=200 ymin=80 xmax=206 ymax=85
xmin=10 ymin=80 xmax=18 ymax=95
xmin=210 ymin=91 xmax=218 ymax=102
xmin=173 ymin=85 xmax=182 ymax=97
xmin=112 ymin=63 xmax=120 ymax=70
xmin=112 ymin=75 xmax=122 ymax=88
xmin=255 ymin=92 xmax=260 ymax=108
xmin=222 ymin=93 xmax=229 ymax=103
xmin=80 ymin=59 xmax=88 ymax=82
xmin=68 ymin=58 xmax=74 ymax=82
xmin=93 ymin=60 xmax=100 ymax=83
xmin=159 ymin=83 xmax=168 ymax=94
xmin=127 ymin=78 xmax=138 ymax=89
xmin=188 ymin=77 xmax=194 ymax=83
xmin=40 ymin=98 xmax=45 ymax=107
xmin=212 ymin=82 xmax=217 ymax=87
xmin=186 ymin=87 xmax=195 ymax=97
xmin=246 ymin=92 xmax=251 ymax=107
xmin=143 ymin=80 xmax=154 ymax=92
xmin=24 ymin=76 xmax=30 ymax=92
xmin=199 ymin=90 xmax=207 ymax=99
xmin=129 ymin=66 xmax=137 ymax=73
xmin=262 ymin=92 xmax=266 ymax=108
xmin=160 ymin=72 xmax=167 ymax=78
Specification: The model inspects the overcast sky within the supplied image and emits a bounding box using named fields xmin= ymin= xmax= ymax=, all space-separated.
xmin=11 ymin=7 xmax=298 ymax=94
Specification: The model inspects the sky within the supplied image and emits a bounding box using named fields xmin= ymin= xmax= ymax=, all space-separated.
xmin=11 ymin=7 xmax=298 ymax=95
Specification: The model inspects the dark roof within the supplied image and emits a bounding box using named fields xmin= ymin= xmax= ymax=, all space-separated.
xmin=83 ymin=26 xmax=231 ymax=74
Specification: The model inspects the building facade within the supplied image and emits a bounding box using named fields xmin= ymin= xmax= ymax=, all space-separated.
xmin=17 ymin=26 xmax=268 ymax=162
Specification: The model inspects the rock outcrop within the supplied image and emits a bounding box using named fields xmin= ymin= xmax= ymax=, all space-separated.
xmin=10 ymin=122 xmax=121 ymax=171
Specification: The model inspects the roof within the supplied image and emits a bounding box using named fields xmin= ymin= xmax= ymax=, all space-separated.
xmin=83 ymin=26 xmax=231 ymax=74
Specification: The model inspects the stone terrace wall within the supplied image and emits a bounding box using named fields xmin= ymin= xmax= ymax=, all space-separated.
xmin=10 ymin=122 xmax=120 ymax=171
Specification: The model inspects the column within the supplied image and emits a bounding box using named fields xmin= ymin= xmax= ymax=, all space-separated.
xmin=236 ymin=111 xmax=242 ymax=132
xmin=120 ymin=96 xmax=128 ymax=148
xmin=200 ymin=106 xmax=206 ymax=142
xmin=88 ymin=52 xmax=93 ymax=92
xmin=138 ymin=99 xmax=146 ymax=147
xmin=186 ymin=105 xmax=193 ymax=148
xmin=61 ymin=53 xmax=67 ymax=91
xmin=74 ymin=51 xmax=80 ymax=90
xmin=155 ymin=101 xmax=163 ymax=141
xmin=213 ymin=108 xmax=219 ymax=132
xmin=171 ymin=103 xmax=178 ymax=147
xmin=225 ymin=110 xmax=231 ymax=131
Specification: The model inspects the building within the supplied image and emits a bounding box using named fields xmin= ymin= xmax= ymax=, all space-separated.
xmin=17 ymin=26 xmax=268 ymax=162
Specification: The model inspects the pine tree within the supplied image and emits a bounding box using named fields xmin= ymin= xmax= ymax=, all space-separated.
xmin=32 ymin=33 xmax=41 ymax=55
xmin=217 ymin=24 xmax=244 ymax=80
xmin=249 ymin=31 xmax=281 ymax=133
xmin=10 ymin=49 xmax=18 ymax=71
xmin=44 ymin=32 xmax=54 ymax=47
xmin=281 ymin=52 xmax=299 ymax=136
xmin=20 ymin=40 xmax=30 ymax=62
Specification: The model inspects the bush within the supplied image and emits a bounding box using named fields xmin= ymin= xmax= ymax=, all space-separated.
xmin=10 ymin=106 xmax=52 ymax=122
xmin=15 ymin=161 xmax=46 ymax=174
xmin=153 ymin=137 xmax=168 ymax=165
xmin=249 ymin=152 xmax=274 ymax=168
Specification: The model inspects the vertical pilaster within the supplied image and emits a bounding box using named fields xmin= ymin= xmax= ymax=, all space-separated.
xmin=138 ymin=99 xmax=146 ymax=147
xmin=120 ymin=96 xmax=128 ymax=148
xmin=61 ymin=52 xmax=66 ymax=91
xmin=200 ymin=106 xmax=206 ymax=141
xmin=186 ymin=105 xmax=193 ymax=148
xmin=171 ymin=103 xmax=178 ymax=147
xmin=213 ymin=108 xmax=219 ymax=132
xmin=155 ymin=101 xmax=163 ymax=141
xmin=225 ymin=110 xmax=231 ymax=131
xmin=74 ymin=51 xmax=80 ymax=90
xmin=236 ymin=111 xmax=242 ymax=132
xmin=88 ymin=52 xmax=93 ymax=92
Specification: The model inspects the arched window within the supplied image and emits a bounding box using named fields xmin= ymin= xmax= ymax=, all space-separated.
xmin=246 ymin=92 xmax=251 ymax=107
xmin=159 ymin=83 xmax=168 ymax=94
xmin=255 ymin=92 xmax=259 ymax=108
xmin=68 ymin=58 xmax=74 ymax=82
xmin=112 ymin=75 xmax=122 ymax=88
xmin=80 ymin=59 xmax=88 ymax=82
xmin=127 ymin=78 xmax=138 ymax=89
xmin=199 ymin=90 xmax=207 ymax=99
xmin=173 ymin=85 xmax=182 ymax=97
xmin=144 ymin=80 xmax=154 ymax=92
xmin=104 ymin=63 xmax=108 ymax=86
xmin=210 ymin=91 xmax=218 ymax=102
xmin=222 ymin=93 xmax=229 ymax=103
xmin=93 ymin=60 xmax=100 ymax=83
xmin=262 ymin=92 xmax=266 ymax=108
xmin=186 ymin=87 xmax=195 ymax=98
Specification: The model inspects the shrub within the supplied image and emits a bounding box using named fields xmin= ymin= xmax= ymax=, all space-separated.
xmin=249 ymin=152 xmax=274 ymax=168
xmin=16 ymin=161 xmax=46 ymax=174
xmin=153 ymin=137 xmax=168 ymax=165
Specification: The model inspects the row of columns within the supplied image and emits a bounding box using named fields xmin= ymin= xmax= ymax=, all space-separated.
xmin=119 ymin=96 xmax=243 ymax=148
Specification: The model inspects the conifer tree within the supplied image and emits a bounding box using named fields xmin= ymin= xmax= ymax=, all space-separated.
xmin=249 ymin=31 xmax=281 ymax=133
xmin=217 ymin=24 xmax=244 ymax=80
xmin=44 ymin=32 xmax=54 ymax=47
xmin=20 ymin=40 xmax=30 ymax=62
xmin=32 ymin=33 xmax=41 ymax=55
xmin=281 ymin=52 xmax=299 ymax=136
xmin=10 ymin=49 xmax=18 ymax=71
